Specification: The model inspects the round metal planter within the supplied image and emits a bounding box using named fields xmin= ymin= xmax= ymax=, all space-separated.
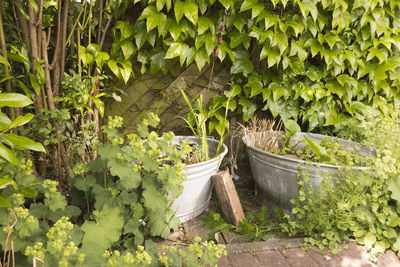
xmin=243 ymin=132 xmax=373 ymax=213
xmin=171 ymin=136 xmax=228 ymax=222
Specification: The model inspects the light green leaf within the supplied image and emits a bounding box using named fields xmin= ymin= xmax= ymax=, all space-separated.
xmin=9 ymin=113 xmax=34 ymax=129
xmin=0 ymin=144 xmax=19 ymax=166
xmin=3 ymin=134 xmax=45 ymax=152
xmin=0 ymin=93 xmax=33 ymax=107
xmin=284 ymin=119 xmax=301 ymax=133
xmin=82 ymin=206 xmax=124 ymax=256
xmin=0 ymin=55 xmax=10 ymax=67
xmin=364 ymin=232 xmax=377 ymax=247
xmin=0 ymin=194 xmax=11 ymax=208
xmin=0 ymin=178 xmax=18 ymax=190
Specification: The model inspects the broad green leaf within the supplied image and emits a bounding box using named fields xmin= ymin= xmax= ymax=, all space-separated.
xmin=239 ymin=97 xmax=257 ymax=121
xmin=165 ymin=42 xmax=188 ymax=59
xmin=194 ymin=47 xmax=209 ymax=70
xmin=0 ymin=194 xmax=11 ymax=208
xmin=0 ymin=178 xmax=18 ymax=190
xmin=120 ymin=40 xmax=136 ymax=60
xmin=0 ymin=144 xmax=19 ymax=166
xmin=198 ymin=16 xmax=215 ymax=35
xmin=133 ymin=21 xmax=148 ymax=49
xmin=230 ymin=32 xmax=251 ymax=49
xmin=364 ymin=232 xmax=376 ymax=247
xmin=3 ymin=134 xmax=45 ymax=152
xmin=81 ymin=206 xmax=124 ymax=259
xmin=284 ymin=119 xmax=301 ymax=133
xmin=0 ymin=55 xmax=10 ymax=67
xmin=9 ymin=113 xmax=34 ymax=129
xmin=175 ymin=1 xmax=198 ymax=25
xmin=143 ymin=185 xmax=167 ymax=211
xmin=108 ymin=158 xmax=141 ymax=190
xmin=389 ymin=178 xmax=400 ymax=203
xmin=20 ymin=187 xmax=38 ymax=198
xmin=230 ymin=51 xmax=253 ymax=76
xmin=0 ymin=93 xmax=33 ymax=107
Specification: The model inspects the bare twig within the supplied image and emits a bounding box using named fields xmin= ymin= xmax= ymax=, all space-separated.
xmin=99 ymin=13 xmax=113 ymax=49
xmin=2 ymin=209 xmax=17 ymax=267
xmin=33 ymin=257 xmax=45 ymax=267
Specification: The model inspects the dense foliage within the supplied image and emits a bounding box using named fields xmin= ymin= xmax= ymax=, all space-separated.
xmin=283 ymin=114 xmax=400 ymax=256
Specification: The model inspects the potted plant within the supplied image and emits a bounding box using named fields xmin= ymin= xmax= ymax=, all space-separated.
xmin=241 ymin=117 xmax=374 ymax=213
xmin=171 ymin=90 xmax=230 ymax=222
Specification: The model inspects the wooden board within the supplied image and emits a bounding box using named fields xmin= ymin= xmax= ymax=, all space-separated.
xmin=211 ymin=169 xmax=245 ymax=226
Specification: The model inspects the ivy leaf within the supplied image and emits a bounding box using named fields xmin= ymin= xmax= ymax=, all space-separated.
xmin=133 ymin=21 xmax=148 ymax=49
xmin=219 ymin=0 xmax=234 ymax=9
xmin=240 ymin=0 xmax=264 ymax=19
xmin=198 ymin=16 xmax=215 ymax=35
xmin=165 ymin=42 xmax=188 ymax=59
xmin=194 ymin=47 xmax=209 ymax=70
xmin=298 ymin=0 xmax=318 ymax=21
xmin=230 ymin=51 xmax=253 ymax=76
xmin=239 ymin=97 xmax=257 ymax=121
xmin=230 ymin=32 xmax=251 ymax=49
xmin=175 ymin=1 xmax=198 ymax=25
xmin=245 ymin=73 xmax=263 ymax=97
xmin=150 ymin=51 xmax=169 ymax=74
xmin=273 ymin=31 xmax=288 ymax=55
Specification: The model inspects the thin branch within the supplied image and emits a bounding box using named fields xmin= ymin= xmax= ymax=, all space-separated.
xmin=97 ymin=0 xmax=103 ymax=44
xmin=60 ymin=0 xmax=70 ymax=79
xmin=99 ymin=14 xmax=113 ymax=49
xmin=35 ymin=0 xmax=43 ymax=27
xmin=49 ymin=0 xmax=62 ymax=70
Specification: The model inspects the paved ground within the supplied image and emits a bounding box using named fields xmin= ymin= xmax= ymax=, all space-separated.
xmin=176 ymin=219 xmax=400 ymax=267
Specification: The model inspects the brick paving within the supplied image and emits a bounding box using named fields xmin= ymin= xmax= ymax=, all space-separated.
xmin=180 ymin=216 xmax=400 ymax=266
xmin=216 ymin=240 xmax=400 ymax=267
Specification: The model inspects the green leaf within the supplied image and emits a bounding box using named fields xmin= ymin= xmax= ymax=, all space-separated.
xmin=165 ymin=42 xmax=188 ymax=59
xmin=9 ymin=113 xmax=34 ymax=129
xmin=175 ymin=1 xmax=198 ymax=25
xmin=133 ymin=21 xmax=148 ymax=49
xmin=0 ymin=178 xmax=18 ymax=190
xmin=0 ymin=93 xmax=33 ymax=107
xmin=364 ymin=232 xmax=377 ymax=247
xmin=0 ymin=55 xmax=10 ymax=67
xmin=150 ymin=52 xmax=169 ymax=74
xmin=240 ymin=0 xmax=264 ymax=19
xmin=198 ymin=16 xmax=215 ymax=35
xmin=239 ymin=97 xmax=257 ymax=121
xmin=3 ymin=134 xmax=46 ymax=152
xmin=284 ymin=119 xmax=301 ymax=133
xmin=0 ymin=144 xmax=19 ymax=166
xmin=20 ymin=187 xmax=38 ymax=198
xmin=389 ymin=178 xmax=400 ymax=203
xmin=194 ymin=47 xmax=209 ymax=70
xmin=119 ymin=40 xmax=135 ymax=60
xmin=143 ymin=185 xmax=167 ymax=212
xmin=108 ymin=158 xmax=141 ymax=190
xmin=230 ymin=51 xmax=253 ymax=76
xmin=230 ymin=32 xmax=251 ymax=49
xmin=0 ymin=194 xmax=11 ymax=208
xmin=81 ymin=206 xmax=124 ymax=261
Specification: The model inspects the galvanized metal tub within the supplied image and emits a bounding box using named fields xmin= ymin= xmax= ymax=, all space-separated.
xmin=171 ymin=136 xmax=228 ymax=222
xmin=243 ymin=132 xmax=373 ymax=213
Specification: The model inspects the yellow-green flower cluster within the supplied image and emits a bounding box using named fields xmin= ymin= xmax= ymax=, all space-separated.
xmin=25 ymin=242 xmax=45 ymax=260
xmin=107 ymin=116 xmax=123 ymax=129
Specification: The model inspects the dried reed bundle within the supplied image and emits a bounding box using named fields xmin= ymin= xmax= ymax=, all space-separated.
xmin=242 ymin=116 xmax=283 ymax=152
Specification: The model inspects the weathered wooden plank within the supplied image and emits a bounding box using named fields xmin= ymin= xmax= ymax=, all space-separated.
xmin=211 ymin=169 xmax=245 ymax=226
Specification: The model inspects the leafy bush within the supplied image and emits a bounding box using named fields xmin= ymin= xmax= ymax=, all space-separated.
xmin=283 ymin=115 xmax=400 ymax=256
xmin=0 ymin=113 xmax=228 ymax=266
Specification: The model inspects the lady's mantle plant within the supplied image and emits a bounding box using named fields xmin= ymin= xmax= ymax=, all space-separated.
xmin=1 ymin=113 xmax=199 ymax=266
